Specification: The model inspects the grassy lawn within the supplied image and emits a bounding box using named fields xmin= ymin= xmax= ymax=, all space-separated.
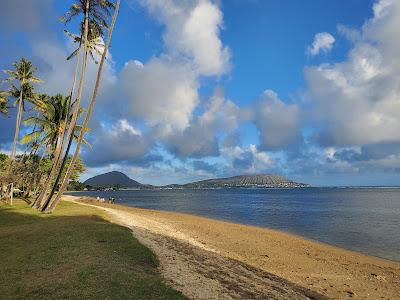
xmin=0 ymin=200 xmax=185 ymax=299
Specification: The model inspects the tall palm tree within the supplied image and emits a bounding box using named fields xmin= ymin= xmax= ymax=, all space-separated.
xmin=33 ymin=0 xmax=92 ymax=210
xmin=39 ymin=0 xmax=116 ymax=211
xmin=35 ymin=0 xmax=113 ymax=210
xmin=39 ymin=27 xmax=105 ymax=208
xmin=3 ymin=58 xmax=41 ymax=160
xmin=44 ymin=0 xmax=121 ymax=212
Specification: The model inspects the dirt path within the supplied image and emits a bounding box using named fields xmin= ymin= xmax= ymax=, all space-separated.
xmin=66 ymin=196 xmax=400 ymax=299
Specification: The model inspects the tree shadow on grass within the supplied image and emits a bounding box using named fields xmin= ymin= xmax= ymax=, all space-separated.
xmin=0 ymin=203 xmax=185 ymax=300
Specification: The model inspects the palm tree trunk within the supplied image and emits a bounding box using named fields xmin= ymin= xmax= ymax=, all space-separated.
xmin=41 ymin=47 xmax=82 ymax=205
xmin=45 ymin=130 xmax=74 ymax=203
xmin=6 ymin=81 xmax=24 ymax=204
xmin=30 ymin=55 xmax=81 ymax=208
xmin=44 ymin=0 xmax=121 ymax=212
xmin=39 ymin=0 xmax=91 ymax=211
xmin=34 ymin=0 xmax=90 ymax=209
xmin=8 ymin=183 xmax=13 ymax=205
xmin=11 ymin=86 xmax=24 ymax=159
xmin=32 ymin=131 xmax=64 ymax=209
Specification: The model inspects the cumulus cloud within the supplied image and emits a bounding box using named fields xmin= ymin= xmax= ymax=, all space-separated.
xmin=33 ymin=38 xmax=117 ymax=106
xmin=191 ymin=160 xmax=219 ymax=174
xmin=307 ymin=32 xmax=335 ymax=56
xmin=119 ymin=58 xmax=199 ymax=130
xmin=97 ymin=0 xmax=232 ymax=136
xmin=82 ymin=119 xmax=154 ymax=167
xmin=305 ymin=0 xmax=400 ymax=148
xmin=247 ymin=90 xmax=301 ymax=150
xmin=163 ymin=89 xmax=240 ymax=157
xmin=330 ymin=142 xmax=400 ymax=173
xmin=221 ymin=144 xmax=275 ymax=174
xmin=140 ymin=0 xmax=231 ymax=76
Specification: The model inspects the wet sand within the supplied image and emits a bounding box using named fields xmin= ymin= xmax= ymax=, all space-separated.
xmin=66 ymin=195 xmax=400 ymax=299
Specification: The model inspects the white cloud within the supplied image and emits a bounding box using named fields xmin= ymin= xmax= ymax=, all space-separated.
xmin=117 ymin=119 xmax=142 ymax=136
xmin=82 ymin=119 xmax=152 ymax=167
xmin=221 ymin=144 xmax=276 ymax=174
xmin=33 ymin=37 xmax=117 ymax=106
xmin=120 ymin=58 xmax=199 ymax=130
xmin=162 ymin=89 xmax=240 ymax=157
xmin=98 ymin=0 xmax=232 ymax=133
xmin=305 ymin=0 xmax=400 ymax=147
xmin=247 ymin=90 xmax=301 ymax=150
xmin=308 ymin=32 xmax=335 ymax=56
xmin=139 ymin=0 xmax=231 ymax=76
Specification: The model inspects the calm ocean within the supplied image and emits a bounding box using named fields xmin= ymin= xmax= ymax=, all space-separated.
xmin=68 ymin=187 xmax=400 ymax=262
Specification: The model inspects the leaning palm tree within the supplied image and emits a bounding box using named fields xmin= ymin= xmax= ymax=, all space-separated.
xmin=35 ymin=0 xmax=115 ymax=210
xmin=3 ymin=59 xmax=41 ymax=160
xmin=33 ymin=0 xmax=92 ymax=209
xmin=44 ymin=0 xmax=121 ymax=213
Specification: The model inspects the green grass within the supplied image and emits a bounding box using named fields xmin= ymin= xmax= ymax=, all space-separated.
xmin=0 ymin=200 xmax=185 ymax=299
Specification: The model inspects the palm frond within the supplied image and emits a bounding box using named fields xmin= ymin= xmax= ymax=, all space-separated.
xmin=20 ymin=131 xmax=43 ymax=145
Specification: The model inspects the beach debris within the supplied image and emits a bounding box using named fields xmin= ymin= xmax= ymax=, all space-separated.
xmin=345 ymin=290 xmax=354 ymax=297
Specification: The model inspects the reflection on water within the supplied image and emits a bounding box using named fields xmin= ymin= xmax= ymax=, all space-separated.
xmin=69 ymin=188 xmax=400 ymax=262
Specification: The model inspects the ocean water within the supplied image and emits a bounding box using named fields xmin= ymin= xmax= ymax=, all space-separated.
xmin=68 ymin=188 xmax=400 ymax=262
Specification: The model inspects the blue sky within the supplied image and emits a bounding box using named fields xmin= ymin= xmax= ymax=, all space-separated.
xmin=2 ymin=0 xmax=400 ymax=186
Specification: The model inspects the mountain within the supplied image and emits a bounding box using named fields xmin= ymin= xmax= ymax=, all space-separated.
xmin=83 ymin=172 xmax=309 ymax=190
xmin=166 ymin=174 xmax=309 ymax=189
xmin=84 ymin=171 xmax=145 ymax=188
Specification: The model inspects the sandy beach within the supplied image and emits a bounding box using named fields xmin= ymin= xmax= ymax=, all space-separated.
xmin=65 ymin=195 xmax=400 ymax=299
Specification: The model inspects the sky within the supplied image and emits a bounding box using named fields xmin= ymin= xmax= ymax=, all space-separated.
xmin=2 ymin=0 xmax=400 ymax=186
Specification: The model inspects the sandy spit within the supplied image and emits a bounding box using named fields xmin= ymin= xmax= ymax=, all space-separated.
xmin=65 ymin=195 xmax=400 ymax=300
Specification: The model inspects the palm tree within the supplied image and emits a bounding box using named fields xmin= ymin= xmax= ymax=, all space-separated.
xmin=44 ymin=0 xmax=121 ymax=212
xmin=35 ymin=0 xmax=113 ymax=210
xmin=22 ymin=94 xmax=89 ymax=202
xmin=61 ymin=0 xmax=115 ymax=37
xmin=65 ymin=21 xmax=105 ymax=64
xmin=21 ymin=95 xmax=88 ymax=155
xmin=28 ymin=94 xmax=87 ymax=209
xmin=0 ymin=91 xmax=10 ymax=116
xmin=38 ymin=0 xmax=116 ymax=211
xmin=33 ymin=0 xmax=92 ymax=209
xmin=3 ymin=58 xmax=41 ymax=159
xmin=22 ymin=95 xmax=71 ymax=152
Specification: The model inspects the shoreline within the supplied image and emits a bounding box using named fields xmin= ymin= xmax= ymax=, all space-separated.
xmin=67 ymin=191 xmax=399 ymax=263
xmin=65 ymin=195 xmax=400 ymax=299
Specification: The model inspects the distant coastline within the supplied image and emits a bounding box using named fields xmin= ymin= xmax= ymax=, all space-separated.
xmin=81 ymin=171 xmax=310 ymax=191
